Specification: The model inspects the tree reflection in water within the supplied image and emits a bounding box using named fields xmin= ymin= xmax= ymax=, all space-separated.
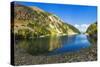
xmin=15 ymin=36 xmax=62 ymax=55
xmin=15 ymin=34 xmax=94 ymax=56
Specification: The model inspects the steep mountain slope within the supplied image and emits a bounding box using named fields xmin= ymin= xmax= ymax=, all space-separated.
xmin=86 ymin=22 xmax=97 ymax=36
xmin=12 ymin=4 xmax=80 ymax=38
xmin=64 ymin=23 xmax=80 ymax=35
xmin=86 ymin=22 xmax=97 ymax=41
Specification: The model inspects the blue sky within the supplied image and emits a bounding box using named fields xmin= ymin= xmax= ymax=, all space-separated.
xmin=14 ymin=1 xmax=97 ymax=32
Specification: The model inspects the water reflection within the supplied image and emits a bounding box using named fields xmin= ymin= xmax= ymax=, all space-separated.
xmin=15 ymin=36 xmax=62 ymax=55
xmin=49 ymin=34 xmax=91 ymax=55
xmin=87 ymin=35 xmax=97 ymax=44
xmin=15 ymin=34 xmax=91 ymax=55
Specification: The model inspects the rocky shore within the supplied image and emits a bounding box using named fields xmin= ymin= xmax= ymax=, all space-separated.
xmin=14 ymin=43 xmax=97 ymax=66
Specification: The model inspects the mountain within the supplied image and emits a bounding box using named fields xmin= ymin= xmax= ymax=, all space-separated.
xmin=11 ymin=4 xmax=80 ymax=39
xmin=86 ymin=22 xmax=97 ymax=41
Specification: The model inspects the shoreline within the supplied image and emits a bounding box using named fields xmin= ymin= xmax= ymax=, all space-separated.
xmin=33 ymin=33 xmax=80 ymax=38
xmin=14 ymin=43 xmax=97 ymax=66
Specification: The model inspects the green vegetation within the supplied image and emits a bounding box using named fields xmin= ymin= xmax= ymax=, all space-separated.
xmin=64 ymin=23 xmax=80 ymax=34
xmin=12 ymin=4 xmax=80 ymax=39
xmin=86 ymin=22 xmax=97 ymax=43
xmin=86 ymin=22 xmax=97 ymax=36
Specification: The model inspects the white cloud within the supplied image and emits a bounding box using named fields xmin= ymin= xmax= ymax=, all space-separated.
xmin=74 ymin=24 xmax=90 ymax=32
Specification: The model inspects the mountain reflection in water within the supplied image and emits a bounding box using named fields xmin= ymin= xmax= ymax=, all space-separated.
xmin=15 ymin=34 xmax=91 ymax=55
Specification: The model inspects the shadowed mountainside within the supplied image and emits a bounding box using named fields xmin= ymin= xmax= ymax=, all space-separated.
xmin=86 ymin=22 xmax=97 ymax=37
xmin=86 ymin=22 xmax=97 ymax=43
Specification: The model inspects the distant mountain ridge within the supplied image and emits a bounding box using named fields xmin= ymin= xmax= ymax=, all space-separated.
xmin=12 ymin=3 xmax=80 ymax=38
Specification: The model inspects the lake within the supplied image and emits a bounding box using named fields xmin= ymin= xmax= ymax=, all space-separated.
xmin=15 ymin=34 xmax=91 ymax=56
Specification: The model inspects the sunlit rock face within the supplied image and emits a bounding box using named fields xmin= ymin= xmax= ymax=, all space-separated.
xmin=12 ymin=3 xmax=80 ymax=39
